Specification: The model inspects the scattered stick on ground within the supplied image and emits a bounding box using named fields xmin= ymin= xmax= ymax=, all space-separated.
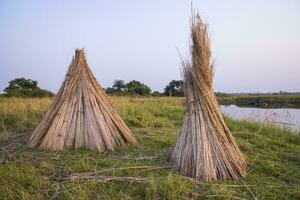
xmin=55 ymin=175 xmax=149 ymax=184
xmin=134 ymin=156 xmax=157 ymax=160
xmin=54 ymin=165 xmax=170 ymax=182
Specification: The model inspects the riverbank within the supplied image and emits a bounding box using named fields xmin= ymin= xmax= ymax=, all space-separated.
xmin=221 ymin=105 xmax=300 ymax=133
xmin=218 ymin=94 xmax=300 ymax=108
xmin=0 ymin=97 xmax=300 ymax=199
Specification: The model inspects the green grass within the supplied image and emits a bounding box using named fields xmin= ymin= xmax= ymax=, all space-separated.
xmin=0 ymin=97 xmax=300 ymax=199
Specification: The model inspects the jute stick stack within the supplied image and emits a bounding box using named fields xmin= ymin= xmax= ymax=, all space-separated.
xmin=29 ymin=49 xmax=137 ymax=151
xmin=168 ymin=14 xmax=247 ymax=181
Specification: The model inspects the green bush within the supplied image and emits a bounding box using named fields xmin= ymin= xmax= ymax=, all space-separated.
xmin=3 ymin=77 xmax=54 ymax=98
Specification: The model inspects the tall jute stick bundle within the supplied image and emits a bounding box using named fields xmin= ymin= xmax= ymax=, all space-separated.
xmin=168 ymin=15 xmax=247 ymax=181
xmin=29 ymin=49 xmax=137 ymax=151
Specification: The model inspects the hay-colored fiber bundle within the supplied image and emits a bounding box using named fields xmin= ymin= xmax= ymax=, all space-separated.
xmin=29 ymin=49 xmax=137 ymax=151
xmin=168 ymin=15 xmax=247 ymax=181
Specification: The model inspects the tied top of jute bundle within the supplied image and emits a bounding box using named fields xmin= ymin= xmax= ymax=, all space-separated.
xmin=202 ymin=90 xmax=214 ymax=98
xmin=188 ymin=90 xmax=214 ymax=104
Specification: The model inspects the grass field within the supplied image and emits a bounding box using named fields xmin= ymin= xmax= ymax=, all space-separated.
xmin=0 ymin=97 xmax=300 ymax=199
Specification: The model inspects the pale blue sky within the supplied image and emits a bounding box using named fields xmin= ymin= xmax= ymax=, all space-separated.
xmin=0 ymin=0 xmax=299 ymax=93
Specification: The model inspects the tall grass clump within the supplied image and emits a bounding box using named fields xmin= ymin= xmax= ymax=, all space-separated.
xmin=0 ymin=97 xmax=52 ymax=132
xmin=111 ymin=96 xmax=184 ymax=129
xmin=0 ymin=96 xmax=184 ymax=133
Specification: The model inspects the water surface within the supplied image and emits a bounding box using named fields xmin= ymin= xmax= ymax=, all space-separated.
xmin=221 ymin=105 xmax=300 ymax=133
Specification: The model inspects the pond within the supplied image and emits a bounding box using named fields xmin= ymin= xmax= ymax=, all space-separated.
xmin=221 ymin=105 xmax=300 ymax=133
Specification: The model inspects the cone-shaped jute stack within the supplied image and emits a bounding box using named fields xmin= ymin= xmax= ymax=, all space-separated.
xmin=168 ymin=15 xmax=247 ymax=181
xmin=29 ymin=49 xmax=137 ymax=151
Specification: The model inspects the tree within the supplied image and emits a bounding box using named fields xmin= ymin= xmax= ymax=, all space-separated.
xmin=3 ymin=77 xmax=53 ymax=97
xmin=4 ymin=78 xmax=37 ymax=91
xmin=105 ymin=87 xmax=116 ymax=94
xmin=164 ymin=80 xmax=184 ymax=96
xmin=151 ymin=91 xmax=161 ymax=97
xmin=126 ymin=80 xmax=151 ymax=96
xmin=113 ymin=80 xmax=125 ymax=91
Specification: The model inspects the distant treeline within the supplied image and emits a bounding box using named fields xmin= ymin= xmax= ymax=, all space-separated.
xmin=105 ymin=79 xmax=184 ymax=97
xmin=2 ymin=78 xmax=299 ymax=108
xmin=0 ymin=78 xmax=184 ymax=98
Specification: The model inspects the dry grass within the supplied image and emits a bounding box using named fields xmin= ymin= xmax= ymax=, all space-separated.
xmin=0 ymin=97 xmax=52 ymax=132
xmin=0 ymin=96 xmax=184 ymax=134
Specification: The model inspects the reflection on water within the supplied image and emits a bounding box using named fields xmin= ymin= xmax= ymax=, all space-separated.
xmin=221 ymin=105 xmax=300 ymax=133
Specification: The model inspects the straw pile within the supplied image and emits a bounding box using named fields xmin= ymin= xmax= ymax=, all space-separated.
xmin=29 ymin=49 xmax=137 ymax=151
xmin=168 ymin=15 xmax=247 ymax=181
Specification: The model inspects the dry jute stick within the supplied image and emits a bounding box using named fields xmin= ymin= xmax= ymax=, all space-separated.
xmin=54 ymin=165 xmax=170 ymax=182
xmin=168 ymin=13 xmax=247 ymax=181
xmin=28 ymin=49 xmax=137 ymax=151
